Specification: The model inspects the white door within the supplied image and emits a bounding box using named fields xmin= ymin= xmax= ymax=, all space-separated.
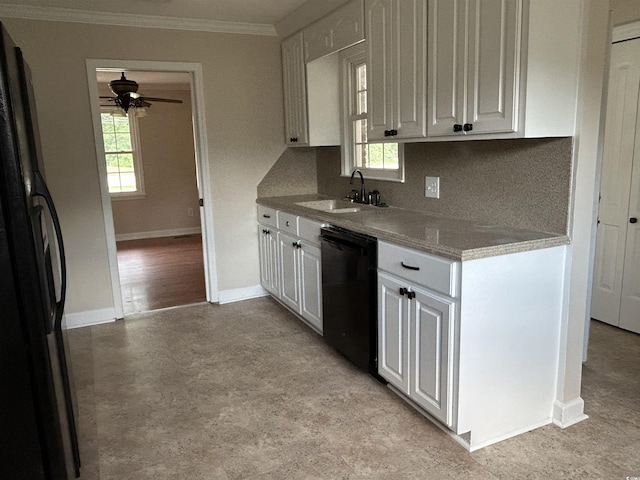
xmin=366 ymin=0 xmax=395 ymax=140
xmin=378 ymin=272 xmax=410 ymax=392
xmin=465 ymin=0 xmax=520 ymax=134
xmin=282 ymin=32 xmax=309 ymax=146
xmin=427 ymin=0 xmax=464 ymax=137
xmin=619 ymin=134 xmax=640 ymax=333
xmin=394 ymin=0 xmax=427 ymax=139
xmin=409 ymin=285 xmax=454 ymax=426
xmin=592 ymin=38 xmax=640 ymax=333
xmin=278 ymin=231 xmax=300 ymax=313
xmin=299 ymin=242 xmax=323 ymax=332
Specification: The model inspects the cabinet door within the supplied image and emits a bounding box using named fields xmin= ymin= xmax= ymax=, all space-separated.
xmin=366 ymin=0 xmax=394 ymax=140
xmin=465 ymin=0 xmax=520 ymax=134
xmin=427 ymin=0 xmax=465 ymax=137
xmin=394 ymin=0 xmax=427 ymax=139
xmin=282 ymin=32 xmax=309 ymax=146
xmin=278 ymin=232 xmax=300 ymax=312
xmin=378 ymin=272 xmax=409 ymax=392
xmin=259 ymin=226 xmax=280 ymax=297
xmin=267 ymin=228 xmax=279 ymax=297
xmin=299 ymin=242 xmax=323 ymax=332
xmin=304 ymin=0 xmax=365 ymax=63
xmin=367 ymin=0 xmax=427 ymax=140
xmin=409 ymin=285 xmax=455 ymax=426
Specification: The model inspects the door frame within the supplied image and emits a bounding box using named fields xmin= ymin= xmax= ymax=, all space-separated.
xmin=86 ymin=59 xmax=218 ymax=318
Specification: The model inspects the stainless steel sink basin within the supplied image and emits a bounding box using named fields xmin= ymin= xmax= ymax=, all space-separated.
xmin=295 ymin=199 xmax=361 ymax=213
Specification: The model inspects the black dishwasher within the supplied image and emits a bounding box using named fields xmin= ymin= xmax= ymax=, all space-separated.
xmin=320 ymin=226 xmax=379 ymax=376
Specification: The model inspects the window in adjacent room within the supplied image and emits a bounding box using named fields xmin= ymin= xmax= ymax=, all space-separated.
xmin=340 ymin=44 xmax=404 ymax=182
xmin=100 ymin=109 xmax=145 ymax=198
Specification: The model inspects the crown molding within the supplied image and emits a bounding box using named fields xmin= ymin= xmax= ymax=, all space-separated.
xmin=0 ymin=3 xmax=277 ymax=36
xmin=612 ymin=21 xmax=640 ymax=43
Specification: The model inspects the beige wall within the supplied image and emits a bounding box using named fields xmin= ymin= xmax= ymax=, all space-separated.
xmin=2 ymin=19 xmax=284 ymax=314
xmin=611 ymin=0 xmax=640 ymax=25
xmin=108 ymin=88 xmax=201 ymax=237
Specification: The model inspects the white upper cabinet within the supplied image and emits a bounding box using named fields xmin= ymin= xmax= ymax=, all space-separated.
xmin=428 ymin=0 xmax=520 ymax=137
xmin=304 ymin=0 xmax=365 ymax=63
xmin=282 ymin=1 xmax=364 ymax=147
xmin=365 ymin=0 xmax=427 ymax=141
xmin=282 ymin=32 xmax=309 ymax=146
xmin=427 ymin=0 xmax=581 ymax=140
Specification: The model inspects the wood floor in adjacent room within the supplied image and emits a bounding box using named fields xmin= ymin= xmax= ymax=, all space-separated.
xmin=116 ymin=234 xmax=206 ymax=315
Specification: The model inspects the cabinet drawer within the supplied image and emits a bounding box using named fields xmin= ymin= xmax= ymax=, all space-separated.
xmin=257 ymin=205 xmax=277 ymax=228
xmin=298 ymin=217 xmax=324 ymax=246
xmin=378 ymin=241 xmax=459 ymax=297
xmin=277 ymin=211 xmax=299 ymax=236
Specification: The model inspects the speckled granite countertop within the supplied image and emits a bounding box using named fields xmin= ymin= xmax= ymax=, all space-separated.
xmin=257 ymin=194 xmax=569 ymax=261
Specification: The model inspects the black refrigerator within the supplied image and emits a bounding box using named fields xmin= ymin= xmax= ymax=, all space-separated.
xmin=0 ymin=23 xmax=80 ymax=479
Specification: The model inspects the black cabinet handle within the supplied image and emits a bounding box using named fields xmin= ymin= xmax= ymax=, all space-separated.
xmin=401 ymin=261 xmax=420 ymax=271
xmin=631 ymin=218 xmax=638 ymax=224
xmin=399 ymin=287 xmax=408 ymax=296
xmin=453 ymin=124 xmax=463 ymax=132
xmin=289 ymin=137 xmax=298 ymax=143
xmin=262 ymin=214 xmax=271 ymax=218
xmin=463 ymin=123 xmax=473 ymax=132
xmin=384 ymin=129 xmax=398 ymax=137
xmin=407 ymin=291 xmax=416 ymax=300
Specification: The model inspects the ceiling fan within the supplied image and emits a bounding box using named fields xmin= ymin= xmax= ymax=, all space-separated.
xmin=100 ymin=72 xmax=183 ymax=114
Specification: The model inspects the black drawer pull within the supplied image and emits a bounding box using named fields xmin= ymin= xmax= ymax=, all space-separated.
xmin=399 ymin=287 xmax=408 ymax=296
xmin=401 ymin=261 xmax=420 ymax=271
xmin=407 ymin=291 xmax=416 ymax=300
xmin=262 ymin=214 xmax=271 ymax=218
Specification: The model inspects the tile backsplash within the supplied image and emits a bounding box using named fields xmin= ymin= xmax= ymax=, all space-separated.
xmin=259 ymin=137 xmax=573 ymax=234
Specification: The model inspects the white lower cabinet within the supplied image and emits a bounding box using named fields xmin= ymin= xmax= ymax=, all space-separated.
xmin=378 ymin=270 xmax=455 ymax=427
xmin=258 ymin=208 xmax=323 ymax=333
xmin=378 ymin=240 xmax=568 ymax=451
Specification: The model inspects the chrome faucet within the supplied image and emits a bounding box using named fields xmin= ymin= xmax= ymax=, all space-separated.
xmin=350 ymin=169 xmax=366 ymax=203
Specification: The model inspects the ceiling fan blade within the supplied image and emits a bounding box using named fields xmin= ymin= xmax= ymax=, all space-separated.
xmin=99 ymin=96 xmax=115 ymax=100
xmin=142 ymin=96 xmax=183 ymax=104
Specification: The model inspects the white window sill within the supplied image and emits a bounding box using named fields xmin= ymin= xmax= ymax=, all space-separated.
xmin=110 ymin=193 xmax=147 ymax=201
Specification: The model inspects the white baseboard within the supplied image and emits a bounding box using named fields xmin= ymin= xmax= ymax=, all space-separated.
xmin=64 ymin=308 xmax=117 ymax=329
xmin=552 ymin=397 xmax=589 ymax=428
xmin=218 ymin=285 xmax=269 ymax=305
xmin=115 ymin=227 xmax=201 ymax=242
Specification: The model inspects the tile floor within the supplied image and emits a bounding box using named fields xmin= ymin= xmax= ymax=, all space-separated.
xmin=68 ymin=298 xmax=640 ymax=479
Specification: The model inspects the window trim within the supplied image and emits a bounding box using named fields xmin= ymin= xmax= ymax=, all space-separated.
xmin=339 ymin=43 xmax=405 ymax=183
xmin=100 ymin=107 xmax=146 ymax=200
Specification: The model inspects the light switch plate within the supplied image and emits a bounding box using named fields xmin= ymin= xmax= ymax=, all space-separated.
xmin=425 ymin=176 xmax=440 ymax=199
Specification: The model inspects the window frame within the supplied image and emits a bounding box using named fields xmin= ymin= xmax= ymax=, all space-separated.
xmin=339 ymin=43 xmax=405 ymax=183
xmin=100 ymin=107 xmax=146 ymax=200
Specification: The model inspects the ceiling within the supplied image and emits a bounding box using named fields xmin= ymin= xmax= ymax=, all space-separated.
xmin=0 ymin=0 xmax=310 ymax=26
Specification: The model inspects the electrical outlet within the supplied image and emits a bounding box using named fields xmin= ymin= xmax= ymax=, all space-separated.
xmin=187 ymin=208 xmax=194 ymax=217
xmin=425 ymin=176 xmax=440 ymax=199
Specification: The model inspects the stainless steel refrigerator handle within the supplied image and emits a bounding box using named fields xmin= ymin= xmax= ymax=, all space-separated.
xmin=33 ymin=171 xmax=66 ymax=330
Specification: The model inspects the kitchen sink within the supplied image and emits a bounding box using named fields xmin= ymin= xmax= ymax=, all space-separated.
xmin=295 ymin=199 xmax=362 ymax=214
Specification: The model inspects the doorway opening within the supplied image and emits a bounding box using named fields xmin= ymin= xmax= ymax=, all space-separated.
xmin=87 ymin=60 xmax=218 ymax=319
xmin=591 ymin=23 xmax=640 ymax=336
